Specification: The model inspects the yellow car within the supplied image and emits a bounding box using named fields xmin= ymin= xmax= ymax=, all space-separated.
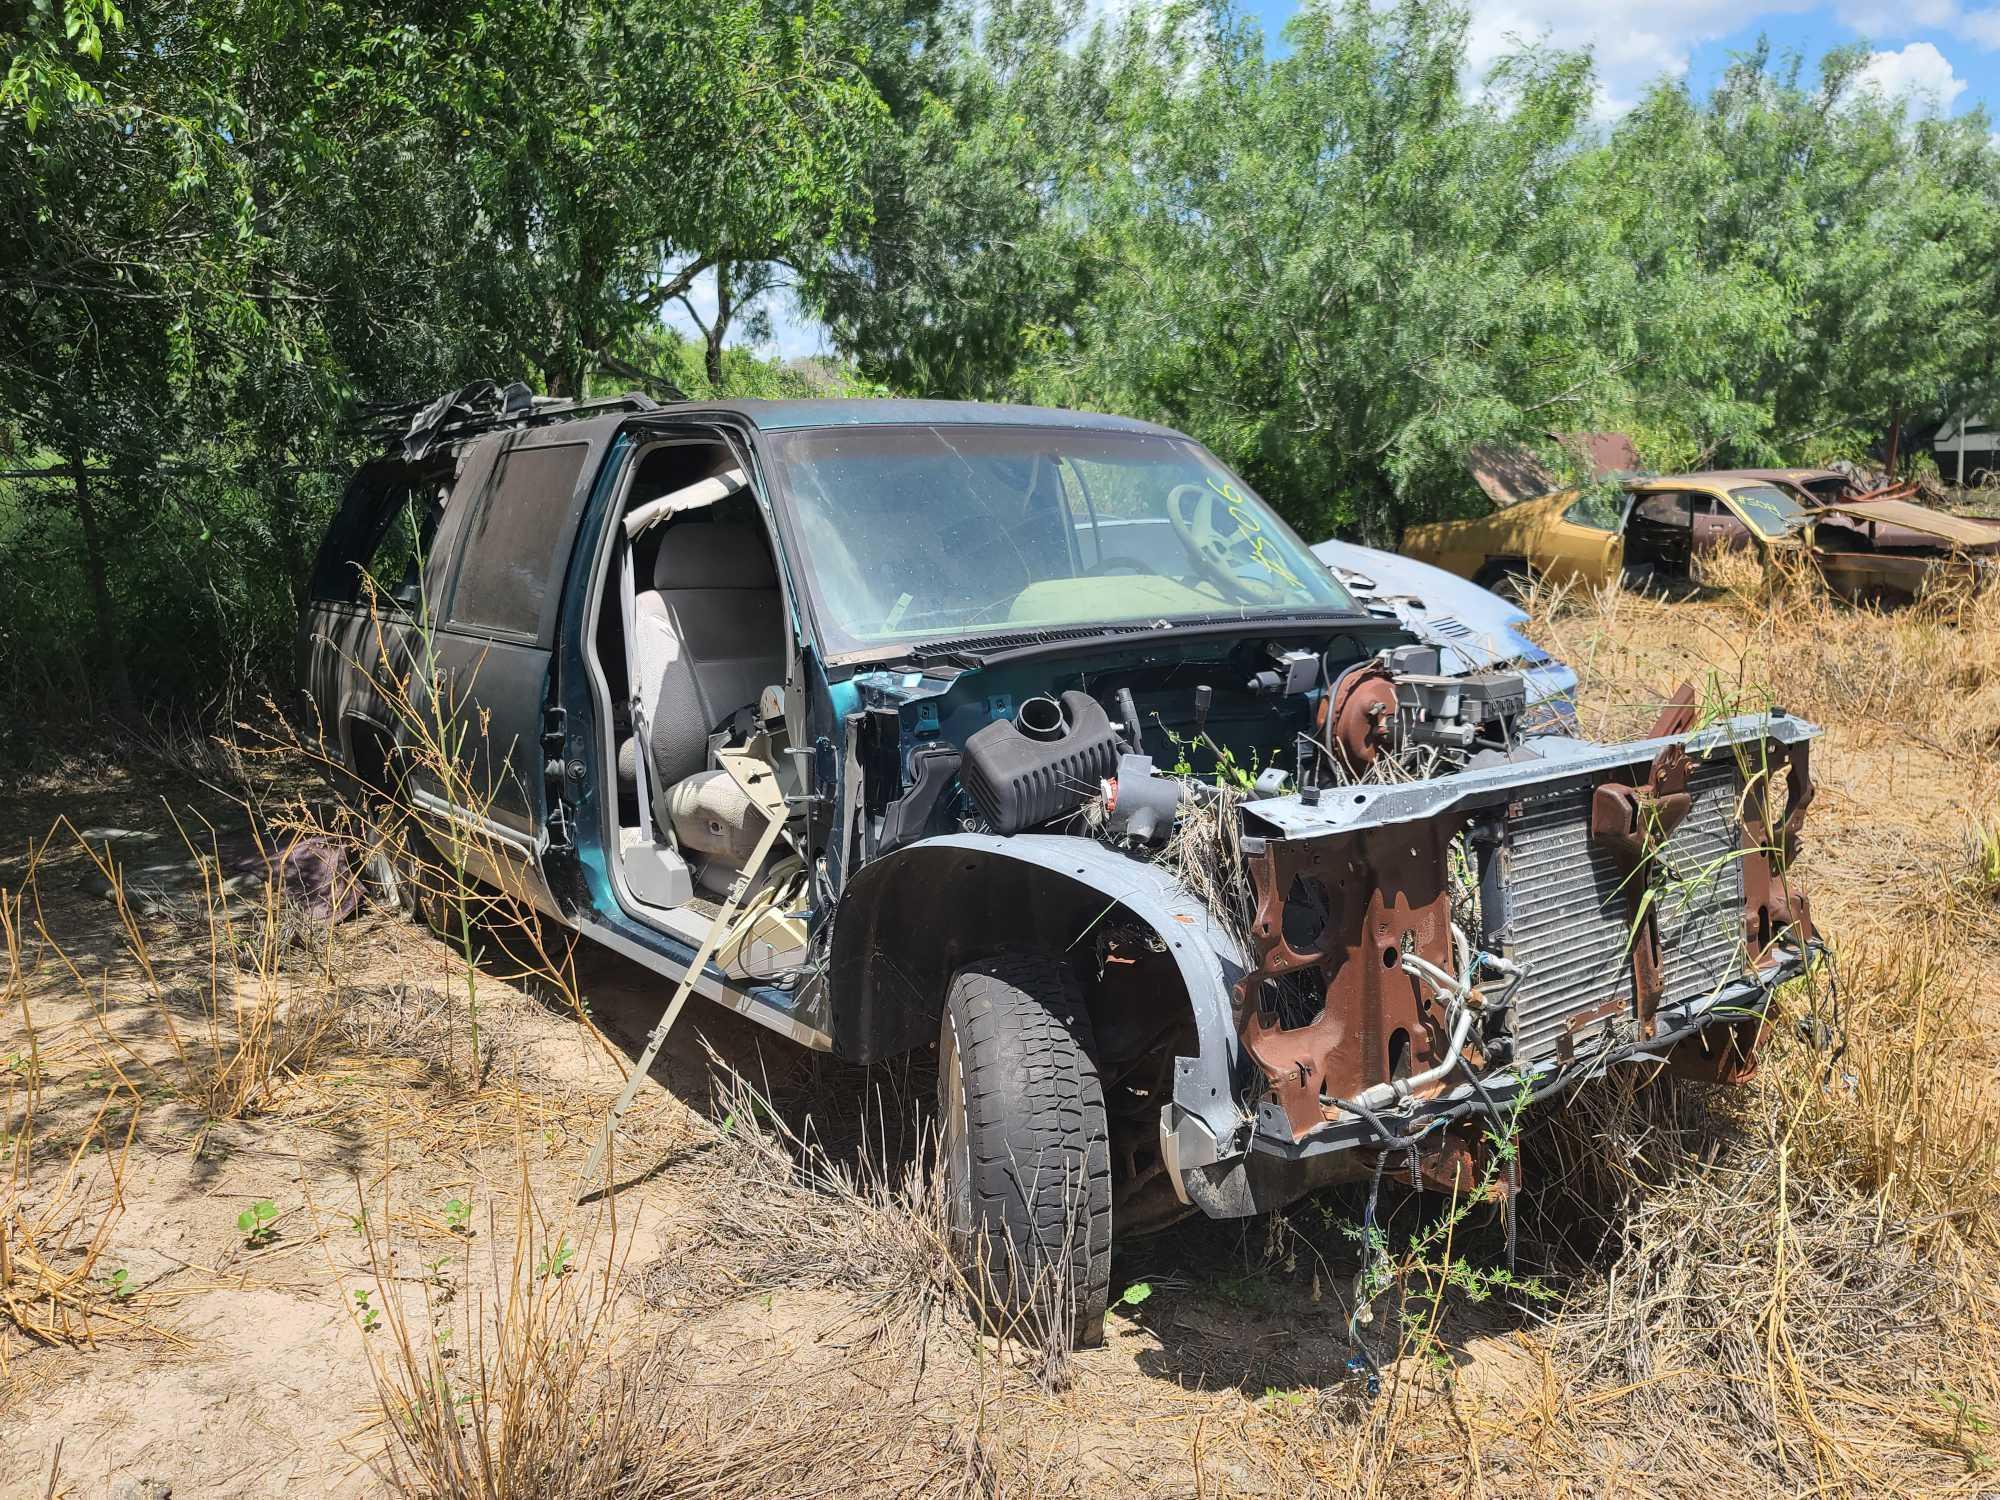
xmin=1404 ymin=471 xmax=1998 ymax=599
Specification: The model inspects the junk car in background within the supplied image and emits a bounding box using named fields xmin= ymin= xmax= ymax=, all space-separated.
xmin=1405 ymin=469 xmax=2000 ymax=601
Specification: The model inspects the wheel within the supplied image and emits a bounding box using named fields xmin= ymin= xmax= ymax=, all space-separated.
xmin=1475 ymin=561 xmax=1533 ymax=603
xmin=938 ymin=954 xmax=1112 ymax=1348
xmin=362 ymin=794 xmax=461 ymax=938
xmin=356 ymin=794 xmax=419 ymax=917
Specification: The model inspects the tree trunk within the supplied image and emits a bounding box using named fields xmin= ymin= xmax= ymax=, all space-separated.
xmin=1884 ymin=404 xmax=1902 ymax=481
xmin=705 ymin=262 xmax=732 ymax=391
xmin=69 ymin=448 xmax=140 ymax=725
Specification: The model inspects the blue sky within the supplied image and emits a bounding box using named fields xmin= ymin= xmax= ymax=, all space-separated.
xmin=682 ymin=0 xmax=1997 ymax=361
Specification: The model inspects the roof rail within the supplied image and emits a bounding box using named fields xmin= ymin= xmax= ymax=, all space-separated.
xmin=356 ymin=380 xmax=663 ymax=461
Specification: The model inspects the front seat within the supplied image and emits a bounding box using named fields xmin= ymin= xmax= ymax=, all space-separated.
xmin=631 ymin=517 xmax=784 ymax=795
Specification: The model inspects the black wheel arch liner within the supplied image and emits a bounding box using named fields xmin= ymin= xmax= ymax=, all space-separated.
xmin=1472 ymin=555 xmax=1531 ymax=587
xmin=825 ymin=832 xmax=1250 ymax=1160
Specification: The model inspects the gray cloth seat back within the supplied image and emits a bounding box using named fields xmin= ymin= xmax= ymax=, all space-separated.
xmin=631 ymin=519 xmax=783 ymax=789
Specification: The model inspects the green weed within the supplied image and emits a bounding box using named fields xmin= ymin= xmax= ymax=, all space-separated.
xmin=235 ymin=1199 xmax=278 ymax=1247
xmin=536 ymin=1237 xmax=574 ymax=1280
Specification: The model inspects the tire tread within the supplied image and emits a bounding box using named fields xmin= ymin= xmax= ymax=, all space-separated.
xmin=943 ymin=953 xmax=1111 ymax=1345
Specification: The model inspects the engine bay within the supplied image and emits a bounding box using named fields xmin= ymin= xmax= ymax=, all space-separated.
xmin=843 ymin=627 xmax=1550 ymax=864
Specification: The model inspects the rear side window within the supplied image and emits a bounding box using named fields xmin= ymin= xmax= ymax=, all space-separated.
xmin=1633 ymin=492 xmax=1691 ymax=526
xmin=1561 ymin=491 xmax=1622 ymax=531
xmin=362 ymin=482 xmax=447 ymax=606
xmin=311 ymin=464 xmax=449 ymax=606
xmin=446 ymin=442 xmax=588 ymax=637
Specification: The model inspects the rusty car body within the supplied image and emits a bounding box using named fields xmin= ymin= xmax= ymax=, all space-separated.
xmin=1405 ymin=469 xmax=2000 ymax=600
xmin=307 ymin=387 xmax=1822 ymax=1344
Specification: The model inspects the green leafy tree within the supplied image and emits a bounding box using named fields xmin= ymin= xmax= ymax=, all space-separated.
xmin=1600 ymin=46 xmax=2000 ymax=469
xmin=1015 ymin=0 xmax=1756 ymax=538
xmin=0 ymin=0 xmax=901 ymax=722
xmin=809 ymin=0 xmax=1109 ymax=395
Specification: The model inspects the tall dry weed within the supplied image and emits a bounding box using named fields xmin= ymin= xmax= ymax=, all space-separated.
xmin=1 ymin=888 xmax=174 ymax=1365
xmin=1769 ymin=935 xmax=2000 ymax=1254
xmin=266 ymin=575 xmax=610 ymax=1088
xmin=365 ymin=1152 xmax=657 ymax=1500
xmin=365 ymin=1105 xmax=1010 ymax=1500
xmin=1499 ymin=549 xmax=2000 ymax=1492
xmin=1705 ymin=548 xmax=2000 ymax=761
xmin=26 ymin=819 xmax=340 ymax=1121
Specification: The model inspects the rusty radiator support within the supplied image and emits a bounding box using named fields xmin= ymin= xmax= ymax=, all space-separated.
xmin=1231 ymin=725 xmax=1816 ymax=1149
xmin=1234 ymin=818 xmax=1458 ymax=1140
xmin=1588 ymin=741 xmax=1695 ymax=1040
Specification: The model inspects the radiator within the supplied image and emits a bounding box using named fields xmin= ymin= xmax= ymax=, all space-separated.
xmin=1496 ymin=759 xmax=1747 ymax=1067
xmin=1655 ymin=762 xmax=1751 ymax=1009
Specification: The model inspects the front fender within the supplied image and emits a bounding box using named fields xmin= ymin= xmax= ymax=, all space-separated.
xmin=826 ymin=833 xmax=1251 ymax=1158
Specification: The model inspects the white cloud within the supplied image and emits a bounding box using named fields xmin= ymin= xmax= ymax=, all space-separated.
xmin=1855 ymin=40 xmax=1970 ymax=109
xmin=1834 ymin=0 xmax=1958 ymax=32
xmin=1461 ymin=0 xmax=1823 ymax=120
xmin=1958 ymin=7 xmax=2000 ymax=45
xmin=1835 ymin=0 xmax=2000 ymax=47
xmin=1459 ymin=1 xmax=1990 ymax=123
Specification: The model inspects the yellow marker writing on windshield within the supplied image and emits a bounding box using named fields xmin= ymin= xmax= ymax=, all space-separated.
xmin=1248 ymin=535 xmax=1301 ymax=588
xmin=1206 ymin=476 xmax=1296 ymax=587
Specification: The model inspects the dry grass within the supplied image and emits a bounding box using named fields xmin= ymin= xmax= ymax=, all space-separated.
xmin=1 ymin=887 xmax=178 ymax=1368
xmin=7 ymin=554 xmax=2000 ymax=1496
xmin=1523 ymin=962 xmax=2000 ymax=1492
xmin=363 ymin=1058 xmax=1082 ymax=1499
xmin=22 ymin=816 xmax=344 ymax=1123
xmin=364 ymin=1151 xmax=668 ymax=1500
xmin=1775 ymin=935 xmax=2000 ymax=1249
xmin=630 ymin=1062 xmax=965 ymax=1326
xmin=1480 ymin=557 xmax=2000 ymax=1495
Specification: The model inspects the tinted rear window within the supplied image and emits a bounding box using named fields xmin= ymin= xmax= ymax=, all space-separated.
xmin=447 ymin=443 xmax=588 ymax=637
xmin=1562 ymin=491 xmax=1623 ymax=531
xmin=1633 ymin=492 xmax=1691 ymax=525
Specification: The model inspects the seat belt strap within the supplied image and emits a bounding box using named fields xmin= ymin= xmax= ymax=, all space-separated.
xmin=620 ymin=533 xmax=665 ymax=842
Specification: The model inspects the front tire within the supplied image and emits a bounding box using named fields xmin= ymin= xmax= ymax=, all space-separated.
xmin=938 ymin=955 xmax=1112 ymax=1348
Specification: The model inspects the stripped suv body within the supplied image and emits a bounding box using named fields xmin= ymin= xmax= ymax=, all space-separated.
xmin=302 ymin=387 xmax=1819 ymax=1342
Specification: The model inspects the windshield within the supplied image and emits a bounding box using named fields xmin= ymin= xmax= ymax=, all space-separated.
xmin=767 ymin=425 xmax=1352 ymax=653
xmin=1729 ymin=484 xmax=1809 ymax=538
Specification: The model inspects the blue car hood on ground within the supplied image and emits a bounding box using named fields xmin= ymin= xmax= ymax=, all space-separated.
xmin=1311 ymin=538 xmax=1578 ymax=719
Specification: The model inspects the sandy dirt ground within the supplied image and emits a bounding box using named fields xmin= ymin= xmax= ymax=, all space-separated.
xmin=2 ymin=582 xmax=1997 ymax=1498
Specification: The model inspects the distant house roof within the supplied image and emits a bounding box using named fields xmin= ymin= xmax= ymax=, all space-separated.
xmin=1933 ymin=414 xmax=1995 ymax=454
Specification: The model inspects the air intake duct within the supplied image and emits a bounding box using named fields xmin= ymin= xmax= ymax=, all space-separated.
xmin=961 ymin=690 xmax=1120 ymax=834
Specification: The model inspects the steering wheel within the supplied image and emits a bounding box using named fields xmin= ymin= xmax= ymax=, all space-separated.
xmin=1166 ymin=483 xmax=1291 ymax=605
xmin=1081 ymin=555 xmax=1151 ymax=577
